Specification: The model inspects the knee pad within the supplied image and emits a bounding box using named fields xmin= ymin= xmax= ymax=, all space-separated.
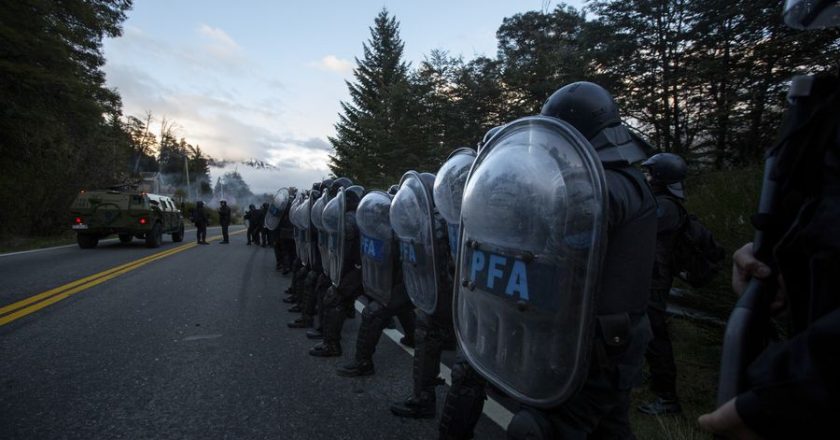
xmin=506 ymin=408 xmax=555 ymax=440
xmin=362 ymin=301 xmax=386 ymax=320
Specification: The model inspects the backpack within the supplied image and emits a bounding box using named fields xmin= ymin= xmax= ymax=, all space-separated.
xmin=672 ymin=209 xmax=726 ymax=288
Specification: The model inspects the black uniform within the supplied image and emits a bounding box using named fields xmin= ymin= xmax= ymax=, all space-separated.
xmin=245 ymin=205 xmax=257 ymax=245
xmin=218 ymin=202 xmax=231 ymax=243
xmin=391 ymin=207 xmax=454 ymax=419
xmin=732 ymin=75 xmax=840 ymax=439
xmin=337 ymin=227 xmax=415 ymax=376
xmin=192 ymin=202 xmax=209 ymax=244
xmin=639 ymin=192 xmax=684 ymax=407
xmin=274 ymin=203 xmax=295 ymax=272
xmin=530 ymin=166 xmax=655 ymax=437
xmin=310 ymin=193 xmax=364 ymax=357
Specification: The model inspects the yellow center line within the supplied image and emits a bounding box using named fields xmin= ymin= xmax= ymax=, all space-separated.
xmin=0 ymin=240 xmax=205 ymax=326
xmin=0 ymin=244 xmax=192 ymax=317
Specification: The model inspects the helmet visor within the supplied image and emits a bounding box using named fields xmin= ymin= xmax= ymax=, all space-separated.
xmin=784 ymin=0 xmax=840 ymax=29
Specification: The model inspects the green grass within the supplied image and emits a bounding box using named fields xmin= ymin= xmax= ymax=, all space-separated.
xmin=630 ymin=317 xmax=723 ymax=439
xmin=672 ymin=166 xmax=764 ymax=319
xmin=0 ymin=231 xmax=78 ymax=254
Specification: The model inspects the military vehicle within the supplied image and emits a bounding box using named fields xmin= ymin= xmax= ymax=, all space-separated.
xmin=69 ymin=190 xmax=185 ymax=249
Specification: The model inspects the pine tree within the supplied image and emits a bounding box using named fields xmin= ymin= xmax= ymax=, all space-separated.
xmin=328 ymin=9 xmax=424 ymax=189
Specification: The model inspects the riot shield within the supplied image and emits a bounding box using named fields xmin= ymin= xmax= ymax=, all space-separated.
xmin=390 ymin=171 xmax=439 ymax=314
xmin=298 ymin=193 xmax=313 ymax=267
xmin=356 ymin=191 xmax=399 ymax=305
xmin=304 ymin=191 xmax=319 ymax=270
xmin=264 ymin=188 xmax=290 ymax=231
xmin=434 ymin=148 xmax=476 ymax=259
xmin=311 ymin=191 xmax=331 ymax=272
xmin=454 ymin=115 xmax=608 ymax=408
xmin=289 ymin=193 xmax=304 ymax=263
xmin=321 ymin=188 xmax=346 ymax=287
xmin=291 ymin=193 xmax=310 ymax=267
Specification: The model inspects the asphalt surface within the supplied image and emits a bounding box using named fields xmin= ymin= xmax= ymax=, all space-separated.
xmin=0 ymin=226 xmax=507 ymax=439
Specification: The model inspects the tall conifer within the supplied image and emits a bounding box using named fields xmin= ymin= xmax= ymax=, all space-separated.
xmin=328 ymin=9 xmax=419 ymax=188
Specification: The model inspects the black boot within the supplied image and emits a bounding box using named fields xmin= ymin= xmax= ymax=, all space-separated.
xmin=391 ymin=322 xmax=443 ymax=418
xmin=305 ymin=328 xmax=323 ymax=339
xmin=283 ymin=295 xmax=298 ymax=304
xmin=638 ymin=396 xmax=682 ymax=415
xmin=287 ymin=316 xmax=313 ymax=329
xmin=309 ymin=340 xmax=341 ymax=357
xmin=400 ymin=336 xmax=415 ymax=348
xmin=439 ymin=360 xmax=487 ymax=440
xmin=337 ymin=302 xmax=388 ymax=377
xmin=288 ymin=305 xmax=302 ymax=313
xmin=336 ymin=359 xmax=374 ymax=377
xmin=390 ymin=391 xmax=436 ymax=419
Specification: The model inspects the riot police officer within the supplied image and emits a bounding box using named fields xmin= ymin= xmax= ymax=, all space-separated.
xmin=336 ymin=185 xmax=416 ymax=377
xmin=389 ymin=171 xmax=455 ymax=419
xmin=638 ymin=153 xmax=688 ymax=416
xmin=288 ymin=179 xmax=334 ymax=332
xmin=264 ymin=188 xmax=291 ymax=267
xmin=245 ymin=204 xmax=257 ymax=245
xmin=309 ymin=179 xmax=365 ymax=357
xmin=449 ymin=81 xmax=657 ymax=439
xmin=217 ymin=200 xmax=231 ymax=244
xmin=285 ymin=189 xmax=308 ymax=308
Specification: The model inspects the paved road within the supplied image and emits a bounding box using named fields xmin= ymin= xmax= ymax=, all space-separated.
xmin=0 ymin=226 xmax=508 ymax=439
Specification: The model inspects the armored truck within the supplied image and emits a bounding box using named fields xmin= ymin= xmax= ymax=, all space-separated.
xmin=69 ymin=190 xmax=185 ymax=249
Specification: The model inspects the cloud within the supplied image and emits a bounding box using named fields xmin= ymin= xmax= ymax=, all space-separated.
xmin=198 ymin=24 xmax=242 ymax=60
xmin=312 ymin=55 xmax=354 ymax=74
xmin=282 ymin=137 xmax=333 ymax=152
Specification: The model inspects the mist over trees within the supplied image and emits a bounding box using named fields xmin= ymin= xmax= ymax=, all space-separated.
xmin=329 ymin=5 xmax=840 ymax=188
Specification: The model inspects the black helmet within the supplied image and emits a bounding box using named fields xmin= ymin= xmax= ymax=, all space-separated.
xmin=642 ymin=153 xmax=687 ymax=199
xmin=783 ymin=0 xmax=840 ymax=29
xmin=319 ymin=178 xmax=334 ymax=193
xmin=312 ymin=182 xmax=320 ymax=191
xmin=478 ymin=125 xmax=505 ymax=153
xmin=196 ymin=201 xmax=204 ymax=207
xmin=388 ymin=184 xmax=399 ymax=195
xmin=344 ymin=185 xmax=365 ymax=211
xmin=541 ymin=81 xmax=647 ymax=165
xmin=249 ymin=204 xmax=255 ymax=210
xmin=419 ymin=173 xmax=436 ymax=205
xmin=330 ymin=177 xmax=353 ymax=195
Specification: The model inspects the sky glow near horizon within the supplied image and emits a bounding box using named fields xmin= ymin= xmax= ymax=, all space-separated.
xmin=102 ymin=0 xmax=586 ymax=194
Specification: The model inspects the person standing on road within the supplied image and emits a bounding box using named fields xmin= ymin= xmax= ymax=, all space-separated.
xmin=218 ymin=200 xmax=231 ymax=244
xmin=192 ymin=201 xmax=209 ymax=245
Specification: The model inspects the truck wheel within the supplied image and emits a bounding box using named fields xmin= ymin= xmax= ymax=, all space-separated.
xmin=77 ymin=234 xmax=99 ymax=249
xmin=145 ymin=223 xmax=162 ymax=248
xmin=172 ymin=223 xmax=184 ymax=242
xmin=119 ymin=234 xmax=132 ymax=244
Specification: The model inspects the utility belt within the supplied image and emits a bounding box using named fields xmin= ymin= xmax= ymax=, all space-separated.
xmin=596 ymin=311 xmax=645 ymax=350
xmin=594 ymin=311 xmax=651 ymax=389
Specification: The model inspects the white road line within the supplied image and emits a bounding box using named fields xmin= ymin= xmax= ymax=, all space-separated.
xmin=0 ymin=226 xmax=241 ymax=258
xmin=354 ymin=300 xmax=513 ymax=430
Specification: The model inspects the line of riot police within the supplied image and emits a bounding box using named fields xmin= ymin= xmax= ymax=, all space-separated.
xmin=269 ymin=79 xmax=666 ymax=439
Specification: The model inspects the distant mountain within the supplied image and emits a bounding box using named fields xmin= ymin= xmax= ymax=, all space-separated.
xmin=209 ymin=158 xmax=277 ymax=170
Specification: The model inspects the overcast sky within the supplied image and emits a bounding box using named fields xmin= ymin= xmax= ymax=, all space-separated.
xmin=103 ymin=0 xmax=586 ymax=194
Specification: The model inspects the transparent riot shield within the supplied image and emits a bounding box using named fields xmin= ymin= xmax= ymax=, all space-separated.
xmin=454 ymin=115 xmax=608 ymax=408
xmin=390 ymin=171 xmax=439 ymax=314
